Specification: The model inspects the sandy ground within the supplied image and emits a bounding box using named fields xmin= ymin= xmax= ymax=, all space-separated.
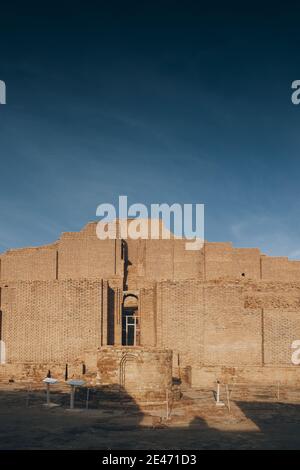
xmin=1 ymin=384 xmax=300 ymax=449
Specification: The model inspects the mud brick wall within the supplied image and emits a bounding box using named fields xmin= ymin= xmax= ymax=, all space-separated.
xmin=203 ymin=243 xmax=300 ymax=282
xmin=263 ymin=309 xmax=300 ymax=365
xmin=153 ymin=280 xmax=300 ymax=370
xmin=96 ymin=346 xmax=172 ymax=400
xmin=2 ymin=221 xmax=300 ymax=386
xmin=0 ymin=361 xmax=85 ymax=382
xmin=0 ymin=280 xmax=107 ymax=363
xmin=155 ymin=280 xmax=262 ymax=368
xmin=243 ymin=282 xmax=300 ymax=365
xmin=104 ymin=278 xmax=123 ymax=346
xmin=155 ymin=280 xmax=205 ymax=367
xmin=192 ymin=365 xmax=300 ymax=387
xmin=126 ymin=238 xmax=204 ymax=288
xmin=203 ymin=284 xmax=262 ymax=366
xmin=58 ymin=223 xmax=123 ymax=279
xmin=204 ymin=243 xmax=234 ymax=279
xmin=204 ymin=243 xmax=261 ymax=280
xmin=0 ymin=247 xmax=57 ymax=281
xmin=2 ymin=222 xmax=300 ymax=284
xmin=261 ymin=257 xmax=300 ymax=281
xmin=139 ymin=286 xmax=156 ymax=347
xmin=130 ymin=241 xmax=262 ymax=283
xmin=173 ymin=239 xmax=204 ymax=280
xmin=0 ymin=222 xmax=124 ymax=283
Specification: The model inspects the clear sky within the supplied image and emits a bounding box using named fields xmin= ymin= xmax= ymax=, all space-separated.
xmin=0 ymin=1 xmax=300 ymax=257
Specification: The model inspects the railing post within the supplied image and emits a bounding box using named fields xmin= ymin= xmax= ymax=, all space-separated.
xmin=215 ymin=380 xmax=225 ymax=407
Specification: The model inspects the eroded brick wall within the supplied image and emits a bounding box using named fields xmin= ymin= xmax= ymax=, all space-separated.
xmin=0 ymin=280 xmax=107 ymax=363
xmin=125 ymin=238 xmax=205 ymax=289
xmin=140 ymin=285 xmax=156 ymax=347
xmin=156 ymin=280 xmax=205 ymax=368
xmin=261 ymin=256 xmax=300 ymax=281
xmin=1 ymin=221 xmax=300 ymax=386
xmin=96 ymin=346 xmax=172 ymax=400
xmin=2 ymin=222 xmax=300 ymax=284
xmin=152 ymin=280 xmax=300 ymax=371
xmin=58 ymin=224 xmax=123 ymax=279
xmin=0 ymin=222 xmax=124 ymax=282
xmin=1 ymin=246 xmax=58 ymax=281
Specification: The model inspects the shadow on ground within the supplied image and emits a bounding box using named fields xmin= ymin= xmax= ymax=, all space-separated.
xmin=1 ymin=387 xmax=300 ymax=449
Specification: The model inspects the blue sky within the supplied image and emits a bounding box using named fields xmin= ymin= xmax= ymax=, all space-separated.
xmin=0 ymin=2 xmax=300 ymax=257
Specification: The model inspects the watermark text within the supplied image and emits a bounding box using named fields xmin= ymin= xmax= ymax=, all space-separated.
xmin=96 ymin=196 xmax=204 ymax=251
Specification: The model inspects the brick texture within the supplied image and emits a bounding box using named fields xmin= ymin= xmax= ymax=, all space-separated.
xmin=1 ymin=221 xmax=300 ymax=387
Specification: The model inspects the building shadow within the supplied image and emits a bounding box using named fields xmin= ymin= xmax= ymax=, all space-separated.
xmin=1 ymin=387 xmax=300 ymax=449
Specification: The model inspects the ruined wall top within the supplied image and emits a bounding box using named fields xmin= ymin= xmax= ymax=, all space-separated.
xmin=0 ymin=220 xmax=300 ymax=283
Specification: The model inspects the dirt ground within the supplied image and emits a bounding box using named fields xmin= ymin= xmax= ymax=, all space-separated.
xmin=1 ymin=383 xmax=300 ymax=449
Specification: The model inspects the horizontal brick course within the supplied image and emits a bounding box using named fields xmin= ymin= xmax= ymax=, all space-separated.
xmin=1 ymin=221 xmax=300 ymax=387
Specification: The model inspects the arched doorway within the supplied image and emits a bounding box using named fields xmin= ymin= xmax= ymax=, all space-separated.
xmin=122 ymin=294 xmax=139 ymax=346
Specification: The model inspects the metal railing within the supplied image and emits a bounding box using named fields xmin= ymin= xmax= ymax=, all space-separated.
xmin=0 ymin=379 xmax=174 ymax=420
xmin=213 ymin=380 xmax=300 ymax=411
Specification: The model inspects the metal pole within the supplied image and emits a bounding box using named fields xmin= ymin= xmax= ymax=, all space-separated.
xmin=217 ymin=381 xmax=220 ymax=403
xmin=215 ymin=380 xmax=225 ymax=406
xmin=134 ymin=317 xmax=136 ymax=346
